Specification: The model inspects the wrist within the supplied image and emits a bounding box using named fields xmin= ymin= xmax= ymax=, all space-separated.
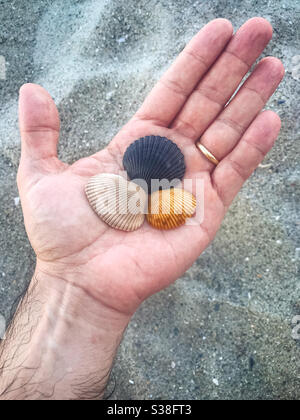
xmin=34 ymin=264 xmax=132 ymax=333
xmin=0 ymin=266 xmax=130 ymax=400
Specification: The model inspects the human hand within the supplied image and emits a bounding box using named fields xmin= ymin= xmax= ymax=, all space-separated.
xmin=18 ymin=18 xmax=284 ymax=319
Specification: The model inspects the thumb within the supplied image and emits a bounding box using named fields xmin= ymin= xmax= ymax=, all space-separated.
xmin=18 ymin=83 xmax=64 ymax=181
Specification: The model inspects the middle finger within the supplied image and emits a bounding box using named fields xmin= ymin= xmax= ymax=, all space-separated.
xmin=171 ymin=17 xmax=273 ymax=140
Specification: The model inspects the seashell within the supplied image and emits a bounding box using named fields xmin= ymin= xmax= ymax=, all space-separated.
xmin=85 ymin=174 xmax=147 ymax=232
xmin=123 ymin=135 xmax=186 ymax=193
xmin=147 ymin=188 xmax=196 ymax=230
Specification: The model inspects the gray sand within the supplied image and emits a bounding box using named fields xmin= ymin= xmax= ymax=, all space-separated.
xmin=0 ymin=0 xmax=299 ymax=400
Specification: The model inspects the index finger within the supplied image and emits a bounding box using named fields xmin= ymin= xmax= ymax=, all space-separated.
xmin=134 ymin=19 xmax=233 ymax=127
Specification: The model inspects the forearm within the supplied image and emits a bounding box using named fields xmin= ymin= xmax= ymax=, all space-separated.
xmin=0 ymin=270 xmax=130 ymax=400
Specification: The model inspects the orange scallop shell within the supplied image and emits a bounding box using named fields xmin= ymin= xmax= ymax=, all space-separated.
xmin=147 ymin=188 xmax=196 ymax=230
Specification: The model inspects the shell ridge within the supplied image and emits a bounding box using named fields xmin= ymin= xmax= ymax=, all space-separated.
xmin=86 ymin=174 xmax=146 ymax=231
xmin=123 ymin=136 xmax=186 ymax=192
xmin=147 ymin=189 xmax=196 ymax=230
xmin=144 ymin=137 xmax=156 ymax=189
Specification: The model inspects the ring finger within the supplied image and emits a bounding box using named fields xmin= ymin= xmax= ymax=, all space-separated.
xmin=196 ymin=56 xmax=284 ymax=171
xmin=171 ymin=18 xmax=273 ymax=140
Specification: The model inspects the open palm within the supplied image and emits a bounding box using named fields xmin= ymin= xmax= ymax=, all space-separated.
xmin=18 ymin=18 xmax=284 ymax=317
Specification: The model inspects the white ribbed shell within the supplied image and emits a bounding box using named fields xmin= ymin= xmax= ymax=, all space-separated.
xmin=85 ymin=174 xmax=147 ymax=232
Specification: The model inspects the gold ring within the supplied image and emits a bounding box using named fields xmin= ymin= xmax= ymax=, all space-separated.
xmin=196 ymin=142 xmax=219 ymax=166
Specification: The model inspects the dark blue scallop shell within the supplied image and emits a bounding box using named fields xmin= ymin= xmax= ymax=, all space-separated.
xmin=123 ymin=136 xmax=186 ymax=192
